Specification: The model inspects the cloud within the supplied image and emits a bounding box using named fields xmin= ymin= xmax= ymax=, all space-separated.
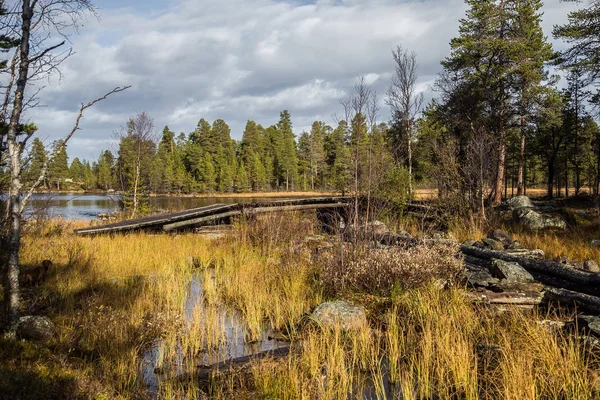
xmin=23 ymin=0 xmax=579 ymax=162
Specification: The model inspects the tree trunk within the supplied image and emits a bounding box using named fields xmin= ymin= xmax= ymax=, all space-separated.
xmin=517 ymin=117 xmax=526 ymax=196
xmin=131 ymin=155 xmax=140 ymax=218
xmin=565 ymin=156 xmax=569 ymax=198
xmin=547 ymin=157 xmax=555 ymax=199
xmin=4 ymin=0 xmax=33 ymax=330
xmin=494 ymin=139 xmax=506 ymax=204
xmin=407 ymin=119 xmax=412 ymax=196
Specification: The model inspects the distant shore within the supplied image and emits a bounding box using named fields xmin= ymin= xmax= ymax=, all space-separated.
xmin=26 ymin=190 xmax=340 ymax=198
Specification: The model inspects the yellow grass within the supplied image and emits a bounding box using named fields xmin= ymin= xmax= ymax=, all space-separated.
xmin=3 ymin=216 xmax=600 ymax=399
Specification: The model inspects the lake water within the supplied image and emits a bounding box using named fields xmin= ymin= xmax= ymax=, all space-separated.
xmin=19 ymin=193 xmax=305 ymax=220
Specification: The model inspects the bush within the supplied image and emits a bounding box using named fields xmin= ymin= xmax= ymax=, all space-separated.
xmin=319 ymin=243 xmax=464 ymax=296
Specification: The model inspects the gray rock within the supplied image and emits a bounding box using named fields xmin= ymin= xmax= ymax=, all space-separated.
xmin=489 ymin=259 xmax=534 ymax=284
xmin=482 ymin=238 xmax=505 ymax=251
xmin=487 ymin=229 xmax=513 ymax=247
xmin=591 ymin=240 xmax=600 ymax=249
xmin=584 ymin=260 xmax=600 ymax=273
xmin=462 ymin=239 xmax=478 ymax=247
xmin=507 ymin=241 xmax=523 ymax=250
xmin=512 ymin=207 xmax=567 ymax=230
xmin=465 ymin=265 xmax=499 ymax=288
xmin=312 ymin=301 xmax=367 ymax=330
xmin=506 ymin=196 xmax=534 ymax=210
xmin=16 ymin=315 xmax=56 ymax=342
xmin=577 ymin=315 xmax=600 ymax=337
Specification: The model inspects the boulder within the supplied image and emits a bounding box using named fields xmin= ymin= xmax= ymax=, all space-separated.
xmin=512 ymin=208 xmax=567 ymax=230
xmin=507 ymin=241 xmax=523 ymax=250
xmin=489 ymin=259 xmax=534 ymax=284
xmin=463 ymin=239 xmax=478 ymax=247
xmin=312 ymin=301 xmax=367 ymax=330
xmin=577 ymin=315 xmax=600 ymax=337
xmin=506 ymin=196 xmax=534 ymax=210
xmin=487 ymin=229 xmax=513 ymax=247
xmin=16 ymin=315 xmax=56 ymax=342
xmin=482 ymin=238 xmax=505 ymax=251
xmin=584 ymin=260 xmax=600 ymax=273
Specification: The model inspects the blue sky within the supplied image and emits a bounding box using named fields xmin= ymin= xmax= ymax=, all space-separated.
xmin=24 ymin=0 xmax=579 ymax=163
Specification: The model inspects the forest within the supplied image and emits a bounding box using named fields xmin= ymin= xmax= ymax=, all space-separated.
xmin=8 ymin=0 xmax=600 ymax=216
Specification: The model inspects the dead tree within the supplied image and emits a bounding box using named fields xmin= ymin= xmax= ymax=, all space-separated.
xmin=386 ymin=46 xmax=424 ymax=196
xmin=1 ymin=0 xmax=129 ymax=332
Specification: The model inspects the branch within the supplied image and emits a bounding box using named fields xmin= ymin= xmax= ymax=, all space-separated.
xmin=29 ymin=40 xmax=65 ymax=63
xmin=19 ymin=85 xmax=131 ymax=213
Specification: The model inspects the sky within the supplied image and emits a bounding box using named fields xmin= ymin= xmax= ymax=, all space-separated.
xmin=22 ymin=0 xmax=580 ymax=162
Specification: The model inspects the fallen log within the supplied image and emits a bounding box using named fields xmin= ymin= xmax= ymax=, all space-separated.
xmin=465 ymin=254 xmax=600 ymax=297
xmin=460 ymin=245 xmax=600 ymax=288
xmin=544 ymin=287 xmax=600 ymax=314
xmin=195 ymin=346 xmax=290 ymax=381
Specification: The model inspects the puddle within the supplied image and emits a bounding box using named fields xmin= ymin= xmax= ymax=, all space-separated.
xmin=141 ymin=273 xmax=288 ymax=398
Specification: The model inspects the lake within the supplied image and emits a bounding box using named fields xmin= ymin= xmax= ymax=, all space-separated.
xmin=19 ymin=193 xmax=307 ymax=220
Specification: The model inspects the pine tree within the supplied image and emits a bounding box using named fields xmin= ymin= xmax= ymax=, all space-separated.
xmin=47 ymin=140 xmax=69 ymax=190
xmin=277 ymin=110 xmax=299 ymax=190
xmin=69 ymin=157 xmax=84 ymax=182
xmin=553 ymin=0 xmax=600 ymax=88
xmin=23 ymin=138 xmax=47 ymax=187
xmin=512 ymin=0 xmax=553 ymax=195
xmin=96 ymin=150 xmax=115 ymax=191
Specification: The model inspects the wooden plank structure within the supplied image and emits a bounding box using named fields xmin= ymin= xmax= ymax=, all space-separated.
xmin=74 ymin=196 xmax=351 ymax=235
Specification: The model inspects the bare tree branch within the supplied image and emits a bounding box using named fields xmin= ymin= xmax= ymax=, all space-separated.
xmin=19 ymin=86 xmax=130 ymax=213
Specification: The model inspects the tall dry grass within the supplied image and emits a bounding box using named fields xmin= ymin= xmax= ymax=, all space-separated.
xmin=3 ymin=216 xmax=600 ymax=399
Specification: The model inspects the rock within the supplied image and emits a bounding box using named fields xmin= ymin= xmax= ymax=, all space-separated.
xmin=507 ymin=241 xmax=523 ymax=250
xmin=505 ymin=248 xmax=545 ymax=259
xmin=591 ymin=240 xmax=600 ymax=249
xmin=577 ymin=315 xmax=600 ymax=337
xmin=512 ymin=207 xmax=567 ymax=230
xmin=487 ymin=229 xmax=513 ymax=247
xmin=396 ymin=230 xmax=412 ymax=239
xmin=312 ymin=301 xmax=367 ymax=330
xmin=465 ymin=264 xmax=500 ymax=288
xmin=537 ymin=320 xmax=566 ymax=333
xmin=482 ymin=238 xmax=505 ymax=251
xmin=489 ymin=259 xmax=534 ymax=284
xmin=584 ymin=260 xmax=600 ymax=273
xmin=506 ymin=195 xmax=534 ymax=210
xmin=16 ymin=315 xmax=56 ymax=342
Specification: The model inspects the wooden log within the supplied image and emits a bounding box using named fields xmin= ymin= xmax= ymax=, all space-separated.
xmin=460 ymin=245 xmax=600 ymax=287
xmin=544 ymin=287 xmax=600 ymax=314
xmin=162 ymin=210 xmax=242 ymax=231
xmin=247 ymin=203 xmax=349 ymax=214
xmin=195 ymin=346 xmax=290 ymax=381
xmin=464 ymin=254 xmax=600 ymax=296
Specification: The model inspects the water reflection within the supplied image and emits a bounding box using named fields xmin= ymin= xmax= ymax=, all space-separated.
xmin=16 ymin=193 xmax=306 ymax=221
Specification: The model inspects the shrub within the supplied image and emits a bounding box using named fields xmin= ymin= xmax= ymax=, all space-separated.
xmin=319 ymin=242 xmax=464 ymax=296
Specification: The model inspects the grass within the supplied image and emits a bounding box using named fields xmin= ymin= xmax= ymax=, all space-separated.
xmin=1 ymin=214 xmax=600 ymax=398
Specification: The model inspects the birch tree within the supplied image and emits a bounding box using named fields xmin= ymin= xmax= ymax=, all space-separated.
xmin=387 ymin=46 xmax=424 ymax=196
xmin=1 ymin=0 xmax=129 ymax=332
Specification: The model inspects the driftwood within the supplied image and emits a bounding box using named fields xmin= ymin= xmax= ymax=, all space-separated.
xmin=460 ymin=245 xmax=600 ymax=288
xmin=195 ymin=346 xmax=290 ymax=382
xmin=544 ymin=287 xmax=600 ymax=314
xmin=75 ymin=197 xmax=351 ymax=235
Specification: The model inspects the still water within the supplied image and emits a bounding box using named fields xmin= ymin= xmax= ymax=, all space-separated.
xmin=21 ymin=193 xmax=303 ymax=220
